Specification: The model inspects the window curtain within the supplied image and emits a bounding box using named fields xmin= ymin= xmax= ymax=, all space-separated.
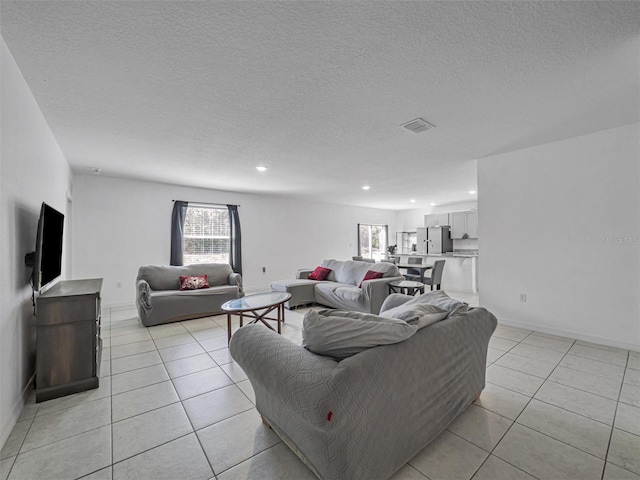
xmin=227 ymin=204 xmax=242 ymax=275
xmin=170 ymin=201 xmax=188 ymax=265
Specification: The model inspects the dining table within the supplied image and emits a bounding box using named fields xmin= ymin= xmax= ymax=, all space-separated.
xmin=395 ymin=263 xmax=433 ymax=283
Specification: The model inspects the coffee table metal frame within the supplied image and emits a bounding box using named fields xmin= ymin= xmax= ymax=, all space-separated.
xmin=388 ymin=280 xmax=425 ymax=296
xmin=222 ymin=292 xmax=292 ymax=343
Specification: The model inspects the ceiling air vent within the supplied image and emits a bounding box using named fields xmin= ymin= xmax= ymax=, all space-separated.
xmin=401 ymin=118 xmax=435 ymax=133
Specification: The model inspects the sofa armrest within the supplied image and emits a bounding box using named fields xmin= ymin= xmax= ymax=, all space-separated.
xmin=296 ymin=269 xmax=313 ymax=280
xmin=136 ymin=279 xmax=152 ymax=309
xmin=361 ymin=275 xmax=404 ymax=314
xmin=230 ymin=324 xmax=338 ymax=423
xmin=228 ymin=272 xmax=244 ymax=296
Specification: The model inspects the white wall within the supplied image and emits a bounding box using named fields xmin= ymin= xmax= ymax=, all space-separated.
xmin=478 ymin=123 xmax=640 ymax=350
xmin=0 ymin=38 xmax=73 ymax=447
xmin=72 ymin=175 xmax=398 ymax=306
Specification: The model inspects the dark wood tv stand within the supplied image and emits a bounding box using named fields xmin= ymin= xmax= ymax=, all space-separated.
xmin=35 ymin=278 xmax=103 ymax=403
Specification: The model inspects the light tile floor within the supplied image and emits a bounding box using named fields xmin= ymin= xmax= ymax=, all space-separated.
xmin=2 ymin=291 xmax=639 ymax=480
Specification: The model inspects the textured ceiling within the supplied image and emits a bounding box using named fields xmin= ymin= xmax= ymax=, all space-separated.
xmin=1 ymin=1 xmax=638 ymax=210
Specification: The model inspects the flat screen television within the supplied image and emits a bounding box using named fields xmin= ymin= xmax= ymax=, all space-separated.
xmin=31 ymin=202 xmax=64 ymax=291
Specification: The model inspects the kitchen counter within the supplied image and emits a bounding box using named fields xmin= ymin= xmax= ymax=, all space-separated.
xmin=395 ymin=253 xmax=478 ymax=293
xmin=396 ymin=252 xmax=478 ymax=258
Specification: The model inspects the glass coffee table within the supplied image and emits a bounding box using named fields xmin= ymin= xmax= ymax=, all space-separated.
xmin=388 ymin=280 xmax=425 ymax=296
xmin=222 ymin=292 xmax=292 ymax=343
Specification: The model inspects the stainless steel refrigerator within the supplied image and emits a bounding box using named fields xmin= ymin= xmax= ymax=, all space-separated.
xmin=427 ymin=227 xmax=453 ymax=254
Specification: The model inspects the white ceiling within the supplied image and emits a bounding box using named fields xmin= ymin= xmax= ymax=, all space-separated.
xmin=1 ymin=1 xmax=638 ymax=210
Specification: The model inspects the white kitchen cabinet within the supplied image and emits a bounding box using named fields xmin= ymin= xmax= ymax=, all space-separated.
xmin=450 ymin=211 xmax=478 ymax=239
xmin=451 ymin=213 xmax=466 ymax=239
xmin=466 ymin=211 xmax=478 ymax=238
xmin=425 ymin=213 xmax=449 ymax=227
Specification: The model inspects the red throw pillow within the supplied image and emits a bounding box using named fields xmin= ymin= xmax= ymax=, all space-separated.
xmin=179 ymin=275 xmax=210 ymax=291
xmin=309 ymin=266 xmax=332 ymax=281
xmin=359 ymin=270 xmax=384 ymax=288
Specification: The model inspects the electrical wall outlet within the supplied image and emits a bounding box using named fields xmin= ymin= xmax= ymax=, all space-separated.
xmin=262 ymin=267 xmax=266 ymax=273
xmin=116 ymin=281 xmax=122 ymax=288
xmin=520 ymin=293 xmax=527 ymax=302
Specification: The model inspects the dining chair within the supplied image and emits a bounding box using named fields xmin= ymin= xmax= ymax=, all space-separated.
xmin=404 ymin=256 xmax=423 ymax=281
xmin=423 ymin=260 xmax=445 ymax=290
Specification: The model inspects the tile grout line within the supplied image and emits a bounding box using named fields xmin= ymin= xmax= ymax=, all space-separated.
xmin=3 ymin=405 xmax=37 ymax=480
xmin=489 ymin=332 xmax=631 ymax=477
xmin=600 ymin=350 xmax=630 ymax=480
xmin=115 ymin=324 xmax=207 ymax=475
xmin=109 ymin=306 xmax=115 ymax=478
xmin=466 ymin=329 xmax=549 ymax=480
xmin=474 ymin=332 xmax=583 ymax=478
xmin=486 ymin=340 xmax=625 ymax=403
xmin=8 ymin=306 xmax=636 ymax=480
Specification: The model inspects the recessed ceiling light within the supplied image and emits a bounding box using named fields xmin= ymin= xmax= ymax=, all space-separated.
xmin=362 ymin=185 xmax=370 ymax=190
xmin=410 ymin=199 xmax=416 ymax=203
xmin=469 ymin=190 xmax=477 ymax=194
xmin=256 ymin=166 xmax=267 ymax=172
xmin=430 ymin=202 xmax=437 ymax=206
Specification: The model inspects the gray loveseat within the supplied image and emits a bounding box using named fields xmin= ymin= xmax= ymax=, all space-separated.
xmin=270 ymin=259 xmax=404 ymax=314
xmin=230 ymin=293 xmax=497 ymax=480
xmin=136 ymin=263 xmax=243 ymax=327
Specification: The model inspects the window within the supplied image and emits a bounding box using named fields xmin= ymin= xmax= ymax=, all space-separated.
xmin=171 ymin=201 xmax=242 ymax=273
xmin=358 ymin=224 xmax=388 ymax=261
xmin=183 ymin=205 xmax=230 ymax=264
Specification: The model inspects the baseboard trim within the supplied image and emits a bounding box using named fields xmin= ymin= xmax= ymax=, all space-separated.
xmin=102 ymin=302 xmax=136 ymax=311
xmin=497 ymin=318 xmax=640 ymax=353
xmin=1 ymin=374 xmax=34 ymax=450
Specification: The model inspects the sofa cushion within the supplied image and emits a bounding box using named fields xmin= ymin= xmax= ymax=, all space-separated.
xmin=179 ymin=275 xmax=210 ymax=291
xmin=359 ymin=270 xmax=384 ymax=287
xmin=314 ymin=282 xmax=344 ymax=294
xmin=381 ymin=304 xmax=448 ymax=329
xmin=320 ymin=259 xmax=399 ymax=286
xmin=382 ymin=291 xmax=469 ymax=319
xmin=150 ymin=285 xmax=238 ymax=298
xmin=309 ymin=266 xmax=332 ymax=281
xmin=301 ymin=309 xmax=417 ymax=360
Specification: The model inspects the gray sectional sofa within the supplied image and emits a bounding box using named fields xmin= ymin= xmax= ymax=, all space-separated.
xmin=270 ymin=259 xmax=404 ymax=314
xmin=230 ymin=292 xmax=497 ymax=480
xmin=136 ymin=263 xmax=243 ymax=327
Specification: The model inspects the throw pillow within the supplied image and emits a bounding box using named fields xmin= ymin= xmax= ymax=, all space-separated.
xmin=302 ymin=309 xmax=417 ymax=360
xmin=359 ymin=270 xmax=384 ymax=288
xmin=381 ymin=304 xmax=448 ymax=329
xmin=309 ymin=266 xmax=332 ymax=281
xmin=179 ymin=275 xmax=210 ymax=291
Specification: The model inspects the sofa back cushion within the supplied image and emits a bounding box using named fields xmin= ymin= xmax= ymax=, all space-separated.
xmin=302 ymin=309 xmax=417 ymax=360
xmin=138 ymin=263 xmax=233 ymax=291
xmin=320 ymin=259 xmax=399 ymax=286
xmin=381 ymin=290 xmax=469 ymax=319
xmin=381 ymin=304 xmax=449 ymax=329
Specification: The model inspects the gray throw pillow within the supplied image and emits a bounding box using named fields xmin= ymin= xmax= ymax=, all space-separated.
xmin=302 ymin=310 xmax=417 ymax=360
xmin=382 ymin=304 xmax=448 ymax=329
